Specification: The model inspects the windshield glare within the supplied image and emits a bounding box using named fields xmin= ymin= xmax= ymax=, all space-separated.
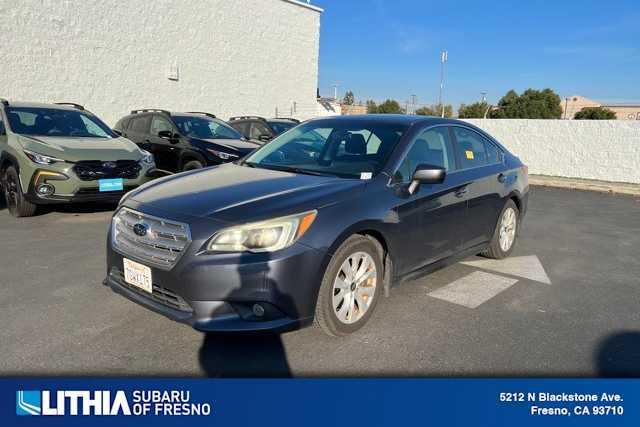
xmin=172 ymin=116 xmax=242 ymax=140
xmin=245 ymin=120 xmax=408 ymax=178
xmin=6 ymin=107 xmax=115 ymax=138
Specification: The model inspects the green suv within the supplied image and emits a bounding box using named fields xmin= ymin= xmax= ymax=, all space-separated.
xmin=0 ymin=100 xmax=156 ymax=217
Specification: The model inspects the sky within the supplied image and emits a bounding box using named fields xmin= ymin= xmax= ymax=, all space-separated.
xmin=313 ymin=0 xmax=640 ymax=108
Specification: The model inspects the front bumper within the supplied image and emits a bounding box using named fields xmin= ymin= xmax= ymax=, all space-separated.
xmin=24 ymin=166 xmax=158 ymax=205
xmin=104 ymin=233 xmax=327 ymax=333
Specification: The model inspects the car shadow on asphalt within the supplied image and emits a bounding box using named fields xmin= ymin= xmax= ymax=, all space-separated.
xmin=198 ymin=251 xmax=293 ymax=378
xmin=199 ymin=333 xmax=292 ymax=377
xmin=596 ymin=331 xmax=640 ymax=377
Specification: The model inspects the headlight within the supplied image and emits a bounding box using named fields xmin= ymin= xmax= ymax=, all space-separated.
xmin=140 ymin=149 xmax=155 ymax=165
xmin=24 ymin=150 xmax=64 ymax=165
xmin=207 ymin=149 xmax=239 ymax=160
xmin=207 ymin=210 xmax=317 ymax=253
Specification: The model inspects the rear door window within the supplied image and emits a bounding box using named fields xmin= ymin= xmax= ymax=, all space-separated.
xmin=452 ymin=127 xmax=492 ymax=169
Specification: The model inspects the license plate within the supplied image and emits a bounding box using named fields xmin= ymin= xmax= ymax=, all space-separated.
xmin=123 ymin=258 xmax=152 ymax=293
xmin=99 ymin=178 xmax=124 ymax=192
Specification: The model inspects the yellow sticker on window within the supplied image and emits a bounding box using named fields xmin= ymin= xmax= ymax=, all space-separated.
xmin=465 ymin=150 xmax=474 ymax=160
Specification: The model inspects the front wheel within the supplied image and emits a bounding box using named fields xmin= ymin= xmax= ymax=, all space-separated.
xmin=314 ymin=235 xmax=382 ymax=337
xmin=3 ymin=166 xmax=37 ymax=217
xmin=481 ymin=199 xmax=519 ymax=259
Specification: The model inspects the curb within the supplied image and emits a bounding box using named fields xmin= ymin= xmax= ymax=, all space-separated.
xmin=529 ymin=175 xmax=640 ymax=196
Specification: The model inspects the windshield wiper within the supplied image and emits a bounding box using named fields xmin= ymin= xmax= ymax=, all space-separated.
xmin=244 ymin=162 xmax=336 ymax=177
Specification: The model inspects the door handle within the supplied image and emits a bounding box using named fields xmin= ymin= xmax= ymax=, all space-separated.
xmin=454 ymin=187 xmax=468 ymax=198
xmin=497 ymin=173 xmax=506 ymax=183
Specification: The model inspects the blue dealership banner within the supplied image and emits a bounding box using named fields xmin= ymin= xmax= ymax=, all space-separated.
xmin=1 ymin=378 xmax=638 ymax=426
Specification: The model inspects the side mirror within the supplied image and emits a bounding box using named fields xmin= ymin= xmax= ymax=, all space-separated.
xmin=258 ymin=134 xmax=272 ymax=142
xmin=408 ymin=164 xmax=446 ymax=194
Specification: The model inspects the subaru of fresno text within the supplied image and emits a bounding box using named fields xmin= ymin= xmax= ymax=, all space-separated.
xmin=0 ymin=100 xmax=156 ymax=217
xmin=114 ymin=109 xmax=260 ymax=173
xmin=104 ymin=115 xmax=529 ymax=336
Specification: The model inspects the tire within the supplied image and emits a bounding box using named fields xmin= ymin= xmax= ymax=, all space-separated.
xmin=182 ymin=160 xmax=204 ymax=171
xmin=314 ymin=235 xmax=383 ymax=337
xmin=481 ymin=199 xmax=519 ymax=259
xmin=3 ymin=166 xmax=37 ymax=217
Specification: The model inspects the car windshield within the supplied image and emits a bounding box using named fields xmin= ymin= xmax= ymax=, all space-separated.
xmin=172 ymin=116 xmax=242 ymax=140
xmin=6 ymin=107 xmax=115 ymax=138
xmin=268 ymin=121 xmax=296 ymax=135
xmin=244 ymin=119 xmax=408 ymax=178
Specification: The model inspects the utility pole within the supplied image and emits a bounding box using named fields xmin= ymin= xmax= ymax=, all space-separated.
xmin=438 ymin=50 xmax=448 ymax=117
xmin=331 ymin=83 xmax=340 ymax=101
xmin=410 ymin=94 xmax=417 ymax=115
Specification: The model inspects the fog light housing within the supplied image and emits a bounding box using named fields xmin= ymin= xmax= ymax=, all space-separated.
xmin=36 ymin=183 xmax=55 ymax=196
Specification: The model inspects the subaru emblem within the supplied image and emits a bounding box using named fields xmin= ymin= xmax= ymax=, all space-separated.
xmin=133 ymin=223 xmax=149 ymax=237
xmin=103 ymin=161 xmax=117 ymax=169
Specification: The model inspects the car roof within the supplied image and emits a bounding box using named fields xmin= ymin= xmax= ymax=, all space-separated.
xmin=306 ymin=114 xmax=467 ymax=127
xmin=3 ymin=101 xmax=84 ymax=111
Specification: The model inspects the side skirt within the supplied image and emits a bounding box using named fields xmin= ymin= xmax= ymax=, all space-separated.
xmin=392 ymin=242 xmax=489 ymax=287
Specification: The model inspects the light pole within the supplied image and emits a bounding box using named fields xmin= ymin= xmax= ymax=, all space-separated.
xmin=438 ymin=50 xmax=448 ymax=117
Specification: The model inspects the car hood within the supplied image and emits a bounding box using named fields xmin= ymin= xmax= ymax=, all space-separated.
xmin=196 ymin=138 xmax=260 ymax=154
xmin=17 ymin=135 xmax=142 ymax=162
xmin=128 ymin=163 xmax=365 ymax=222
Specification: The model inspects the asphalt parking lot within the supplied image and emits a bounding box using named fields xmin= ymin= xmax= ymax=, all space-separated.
xmin=1 ymin=186 xmax=639 ymax=377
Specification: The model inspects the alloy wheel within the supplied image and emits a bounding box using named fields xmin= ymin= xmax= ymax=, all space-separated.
xmin=499 ymin=207 xmax=517 ymax=252
xmin=332 ymin=251 xmax=377 ymax=324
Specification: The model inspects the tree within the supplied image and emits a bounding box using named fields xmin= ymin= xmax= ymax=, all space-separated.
xmin=365 ymin=100 xmax=378 ymax=113
xmin=415 ymin=106 xmax=436 ymax=116
xmin=433 ymin=103 xmax=453 ymax=118
xmin=376 ymin=99 xmax=404 ymax=114
xmin=574 ymin=106 xmax=616 ymax=120
xmin=415 ymin=104 xmax=453 ymax=117
xmin=458 ymin=102 xmax=490 ymax=118
xmin=490 ymin=88 xmax=562 ymax=119
xmin=342 ymin=90 xmax=355 ymax=105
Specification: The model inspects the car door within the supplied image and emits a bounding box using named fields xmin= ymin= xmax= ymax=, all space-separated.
xmin=148 ymin=114 xmax=180 ymax=171
xmin=450 ymin=126 xmax=506 ymax=249
xmin=390 ymin=125 xmax=467 ymax=275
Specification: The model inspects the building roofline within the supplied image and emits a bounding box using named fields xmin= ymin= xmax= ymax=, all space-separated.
xmin=281 ymin=0 xmax=323 ymax=13
xmin=601 ymin=103 xmax=640 ymax=108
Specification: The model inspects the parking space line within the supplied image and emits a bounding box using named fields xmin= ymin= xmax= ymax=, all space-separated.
xmin=460 ymin=255 xmax=552 ymax=285
xmin=428 ymin=271 xmax=519 ymax=309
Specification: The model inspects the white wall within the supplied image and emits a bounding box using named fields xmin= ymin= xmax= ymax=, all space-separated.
xmin=465 ymin=119 xmax=640 ymax=184
xmin=0 ymin=0 xmax=321 ymax=124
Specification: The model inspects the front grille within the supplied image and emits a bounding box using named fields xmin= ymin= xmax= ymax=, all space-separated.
xmin=111 ymin=268 xmax=193 ymax=312
xmin=73 ymin=160 xmax=141 ymax=181
xmin=112 ymin=207 xmax=191 ymax=270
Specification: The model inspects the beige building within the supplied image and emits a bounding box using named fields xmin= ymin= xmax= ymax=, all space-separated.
xmin=562 ymin=95 xmax=640 ymax=120
xmin=341 ymin=104 xmax=368 ymax=115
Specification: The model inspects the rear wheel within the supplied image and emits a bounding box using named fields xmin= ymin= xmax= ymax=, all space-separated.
xmin=314 ymin=235 xmax=382 ymax=336
xmin=3 ymin=166 xmax=37 ymax=217
xmin=182 ymin=160 xmax=204 ymax=171
xmin=481 ymin=199 xmax=519 ymax=259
